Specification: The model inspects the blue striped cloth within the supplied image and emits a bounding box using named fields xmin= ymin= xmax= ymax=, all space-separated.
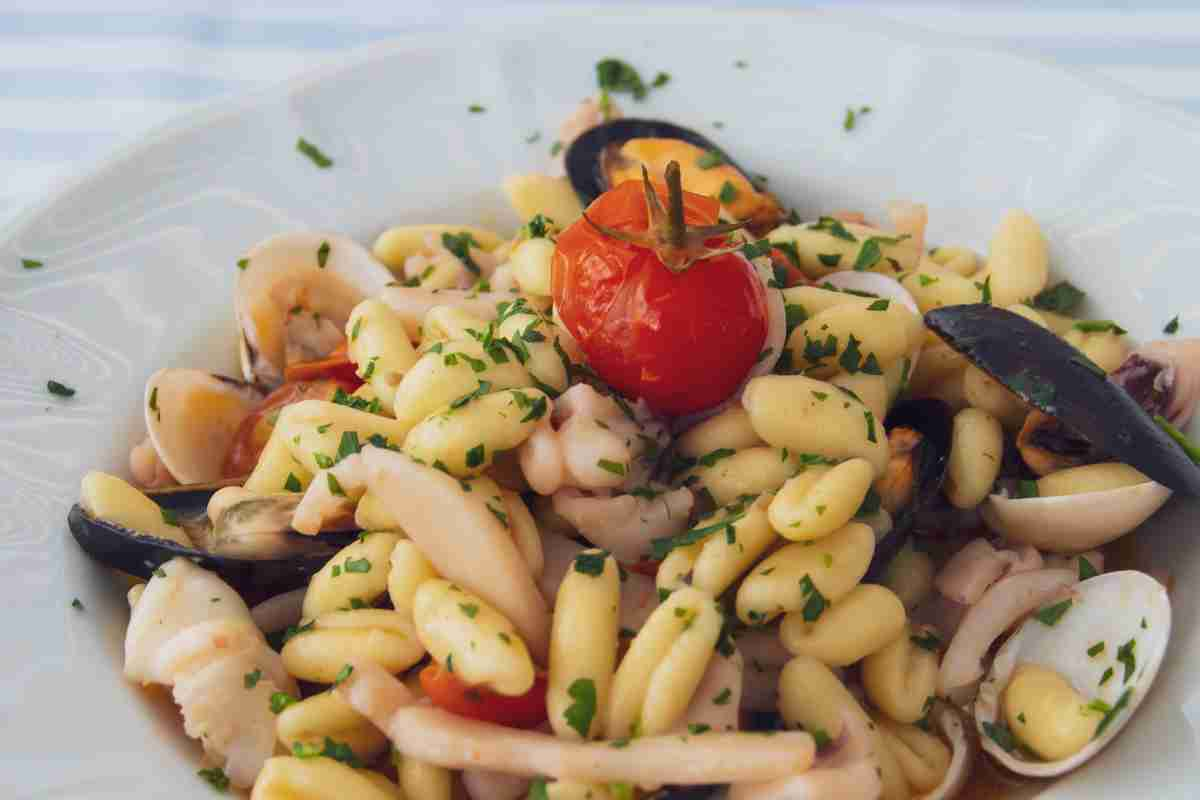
xmin=5 ymin=1 xmax=1200 ymax=226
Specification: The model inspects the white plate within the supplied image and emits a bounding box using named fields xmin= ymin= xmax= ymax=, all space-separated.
xmin=3 ymin=7 xmax=1199 ymax=798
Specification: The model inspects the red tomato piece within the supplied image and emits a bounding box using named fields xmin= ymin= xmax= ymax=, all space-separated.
xmin=419 ymin=664 xmax=548 ymax=729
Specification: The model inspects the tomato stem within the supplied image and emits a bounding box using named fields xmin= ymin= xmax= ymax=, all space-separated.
xmin=582 ymin=160 xmax=748 ymax=273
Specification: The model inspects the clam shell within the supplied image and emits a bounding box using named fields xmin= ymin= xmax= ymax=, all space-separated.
xmin=144 ymin=369 xmax=264 ymax=485
xmin=980 ymin=482 xmax=1171 ymax=553
xmin=974 ymin=570 xmax=1170 ymax=777
xmin=236 ymin=232 xmax=392 ymax=386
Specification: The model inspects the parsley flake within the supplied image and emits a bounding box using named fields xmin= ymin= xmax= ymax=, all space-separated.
xmin=47 ymin=380 xmax=75 ymax=398
xmin=1034 ymin=599 xmax=1072 ymax=626
xmin=564 ymin=677 xmax=598 ymax=738
xmin=296 ymin=137 xmax=333 ymax=168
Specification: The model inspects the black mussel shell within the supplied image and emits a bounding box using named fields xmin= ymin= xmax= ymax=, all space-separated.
xmin=866 ymin=398 xmax=953 ymax=580
xmin=564 ymin=118 xmax=760 ymax=208
xmin=926 ymin=304 xmax=1200 ymax=495
xmin=653 ymin=789 xmax=721 ymax=800
xmin=69 ymin=488 xmax=354 ymax=601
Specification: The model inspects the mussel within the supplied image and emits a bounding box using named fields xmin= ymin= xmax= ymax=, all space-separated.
xmin=70 ymin=476 xmax=353 ymax=601
xmin=563 ymin=118 xmax=784 ymax=232
xmin=925 ymin=304 xmax=1200 ymax=496
xmin=866 ymin=398 xmax=954 ymax=581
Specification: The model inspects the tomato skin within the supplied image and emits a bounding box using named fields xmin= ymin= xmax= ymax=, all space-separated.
xmin=221 ymin=378 xmax=357 ymax=477
xmin=419 ymin=664 xmax=548 ymax=728
xmin=282 ymin=341 xmax=361 ymax=385
xmin=553 ymin=180 xmax=768 ymax=416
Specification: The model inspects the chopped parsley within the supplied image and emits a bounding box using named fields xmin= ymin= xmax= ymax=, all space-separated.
xmin=597 ymin=458 xmax=627 ymax=476
xmin=550 ymin=141 xmax=563 ymax=157
xmin=976 ymin=274 xmax=993 ymax=304
xmin=283 ymin=473 xmax=302 ymax=493
xmin=441 ymin=231 xmax=482 ymax=275
xmin=982 ymin=721 xmax=1017 ymax=753
xmin=1100 ymin=667 xmax=1115 ymax=686
xmin=864 ymin=410 xmax=877 ymax=443
xmin=459 ymin=602 xmax=480 ymax=619
xmin=1034 ymin=599 xmax=1072 ymax=626
xmin=333 ymin=664 xmax=354 ymax=686
xmin=1165 ymin=315 xmax=1181 ymax=334
xmin=1016 ymin=479 xmax=1039 ymax=499
xmin=1074 ymin=319 xmax=1127 ymax=335
xmin=1154 ymin=415 xmax=1200 ymax=464
xmin=1087 ymin=641 xmax=1105 ymax=658
xmin=564 ymin=677 xmax=598 ymax=738
xmin=811 ymin=727 xmax=833 ymax=749
xmin=713 ymin=687 xmax=732 ymax=705
xmin=280 ymin=619 xmax=315 ymax=644
xmin=852 ymin=234 xmax=907 ymax=271
xmin=296 ymin=137 xmax=333 ymax=168
xmin=818 ymin=252 xmax=842 ymax=268
xmin=1031 ymin=281 xmax=1086 ymax=313
xmin=244 ymin=669 xmax=262 ymax=689
xmin=468 ymin=104 xmax=486 ymax=113
xmin=1117 ymin=638 xmax=1137 ymax=684
xmin=326 ymin=472 xmax=345 ymax=497
xmin=47 ymin=380 xmax=75 ymax=398
xmin=596 ymin=58 xmax=649 ymax=100
xmin=867 ymin=298 xmax=890 ymax=311
xmin=574 ymin=551 xmax=608 ymax=576
xmin=313 ymin=452 xmax=334 ymax=469
xmin=197 ymin=767 xmax=230 ymax=792
xmin=696 ymin=149 xmax=725 ymax=169
xmin=842 ymin=105 xmax=871 ymax=131
xmin=21 ymin=258 xmax=43 ymax=270
xmin=331 ymin=387 xmax=382 ymax=414
xmin=293 ymin=736 xmax=361 ymax=768
xmin=336 ymin=430 xmax=361 ymax=462
xmin=153 ymin=567 xmax=167 ymax=578
xmin=651 ymin=503 xmax=750 ymax=560
xmin=71 ymin=597 xmax=84 ymax=611
xmin=528 ymin=779 xmax=550 ymax=800
xmin=1078 ymin=555 xmax=1098 ymax=580
xmin=718 ymin=180 xmax=738 ymax=204
xmin=687 ymin=723 xmax=712 ymax=735
xmin=521 ymin=213 xmax=555 ymax=239
xmin=917 ymin=273 xmax=939 ymax=287
xmin=160 ymin=508 xmax=180 ymax=527
xmin=316 ymin=240 xmax=330 ymax=268
xmin=800 ymin=574 xmax=827 ymax=622
xmin=698 ymin=448 xmax=737 ymax=468
xmin=344 ymin=557 xmax=371 ymax=574
xmin=465 ymin=443 xmax=486 ymax=469
xmin=808 ymin=216 xmax=857 ymax=242
xmin=1094 ymin=688 xmax=1133 ymax=738
xmin=450 ymin=379 xmax=493 ymax=410
xmin=270 ymin=692 xmax=298 ymax=714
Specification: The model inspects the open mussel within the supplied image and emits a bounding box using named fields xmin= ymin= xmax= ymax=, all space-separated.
xmin=866 ymin=398 xmax=953 ymax=580
xmin=925 ymin=304 xmax=1200 ymax=496
xmin=70 ymin=473 xmax=354 ymax=601
xmin=563 ymin=118 xmax=784 ymax=232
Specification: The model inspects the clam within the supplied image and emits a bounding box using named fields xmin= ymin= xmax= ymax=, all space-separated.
xmin=236 ymin=232 xmax=392 ymax=387
xmin=974 ymin=570 xmax=1170 ymax=777
xmin=143 ymin=368 xmax=265 ymax=485
xmin=70 ymin=479 xmax=352 ymax=600
xmin=563 ymin=118 xmax=784 ymax=231
xmin=924 ymin=304 xmax=1200 ymax=495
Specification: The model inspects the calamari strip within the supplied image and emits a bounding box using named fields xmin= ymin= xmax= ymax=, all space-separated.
xmin=728 ymin=712 xmax=881 ymax=800
xmin=939 ymin=568 xmax=1075 ymax=699
xmin=339 ymin=660 xmax=813 ymax=787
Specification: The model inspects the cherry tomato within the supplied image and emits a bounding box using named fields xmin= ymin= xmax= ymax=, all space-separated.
xmin=553 ymin=174 xmax=768 ymax=416
xmin=221 ymin=378 xmax=356 ymax=477
xmin=418 ymin=663 xmax=548 ymax=729
xmin=282 ymin=341 xmax=362 ymax=385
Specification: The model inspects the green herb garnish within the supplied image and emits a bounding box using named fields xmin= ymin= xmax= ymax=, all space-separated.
xmin=296 ymin=137 xmax=333 ymax=168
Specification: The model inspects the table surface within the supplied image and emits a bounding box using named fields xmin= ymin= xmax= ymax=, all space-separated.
xmin=5 ymin=0 xmax=1200 ymax=227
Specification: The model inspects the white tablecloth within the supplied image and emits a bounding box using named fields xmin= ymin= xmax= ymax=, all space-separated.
xmin=4 ymin=1 xmax=1200 ymax=225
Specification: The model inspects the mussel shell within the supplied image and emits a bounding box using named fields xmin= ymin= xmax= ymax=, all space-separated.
xmin=867 ymin=398 xmax=953 ymax=580
xmin=926 ymin=304 xmax=1200 ymax=495
xmin=564 ymin=118 xmax=759 ymax=208
xmin=69 ymin=496 xmax=352 ymax=602
xmin=652 ymin=788 xmax=720 ymax=800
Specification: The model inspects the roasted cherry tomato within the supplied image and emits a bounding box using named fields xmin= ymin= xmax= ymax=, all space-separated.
xmin=222 ymin=378 xmax=357 ymax=477
xmin=553 ymin=162 xmax=768 ymax=416
xmin=419 ymin=663 xmax=548 ymax=729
